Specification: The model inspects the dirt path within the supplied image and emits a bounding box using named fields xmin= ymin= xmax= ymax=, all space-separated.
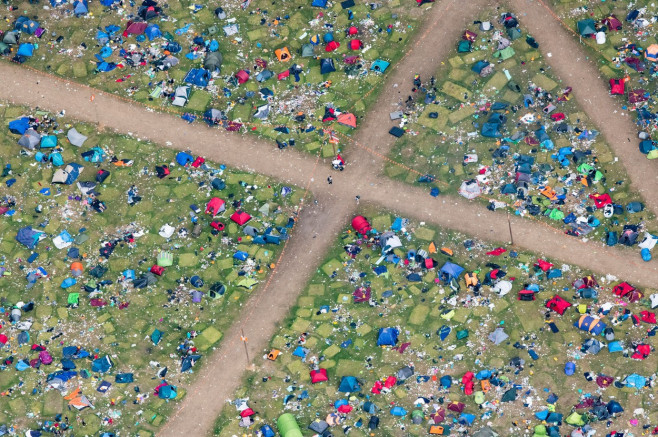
xmin=349 ymin=0 xmax=496 ymax=170
xmin=1 ymin=2 xmax=658 ymax=433
xmin=508 ymin=0 xmax=658 ymax=217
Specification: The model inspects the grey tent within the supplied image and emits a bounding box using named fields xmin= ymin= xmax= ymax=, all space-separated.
xmin=243 ymin=226 xmax=259 ymax=237
xmin=253 ymin=104 xmax=270 ymax=120
xmin=204 ymin=51 xmax=223 ymax=72
xmin=473 ymin=427 xmax=499 ymax=437
xmin=396 ymin=366 xmax=414 ymax=382
xmin=501 ymin=387 xmax=517 ymax=402
xmin=301 ymin=43 xmax=314 ymax=57
xmin=18 ymin=128 xmax=41 ymax=149
xmin=172 ymin=86 xmax=190 ymax=107
xmin=0 ymin=42 xmax=9 ymax=55
xmin=577 ymin=19 xmax=596 ymax=37
xmin=308 ymin=420 xmax=329 ymax=434
xmin=363 ymin=401 xmax=378 ymax=414
xmin=488 ymin=327 xmax=509 ymax=345
xmin=157 ymin=55 xmax=179 ymax=70
xmin=3 ymin=31 xmax=18 ymax=45
xmin=67 ymin=128 xmax=87 ymax=147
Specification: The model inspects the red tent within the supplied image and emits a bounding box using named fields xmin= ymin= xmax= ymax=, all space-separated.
xmin=236 ymin=70 xmax=250 ymax=84
xmin=325 ymin=41 xmax=340 ymax=52
xmin=240 ymin=408 xmax=256 ymax=417
xmin=337 ymin=404 xmax=353 ymax=414
xmin=124 ymin=21 xmax=147 ymax=36
xmin=546 ymin=295 xmax=572 ymax=315
xmin=230 ymin=211 xmax=252 ymax=226
xmin=353 ymin=286 xmax=371 ymax=303
xmin=518 ymin=290 xmax=536 ymax=301
xmin=610 ymin=78 xmax=625 ymax=95
xmin=613 ymin=282 xmax=643 ymax=302
xmin=641 ymin=311 xmax=657 ymax=324
xmin=461 ymin=372 xmax=474 ymax=395
xmin=589 ymin=193 xmax=612 ymax=209
xmin=347 ymin=26 xmax=358 ymax=36
xmin=310 ymin=368 xmax=328 ymax=384
xmin=336 ymin=113 xmax=357 ymax=128
xmin=632 ymin=344 xmax=651 ymax=360
xmin=447 ymin=402 xmax=465 ymax=413
xmin=348 ymin=39 xmax=363 ymax=50
xmin=602 ymin=15 xmax=622 ymax=31
xmin=351 ymin=216 xmax=371 ymax=235
xmin=205 ymin=197 xmax=225 ymax=216
xmin=191 ymin=157 xmax=205 ymax=168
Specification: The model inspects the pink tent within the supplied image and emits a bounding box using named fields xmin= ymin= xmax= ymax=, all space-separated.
xmin=230 ymin=211 xmax=252 ymax=226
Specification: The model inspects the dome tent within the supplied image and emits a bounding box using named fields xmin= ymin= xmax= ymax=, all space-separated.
xmin=204 ymin=51 xmax=223 ymax=72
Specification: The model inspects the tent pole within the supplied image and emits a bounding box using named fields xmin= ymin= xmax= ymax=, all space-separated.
xmin=507 ymin=211 xmax=514 ymax=246
xmin=241 ymin=328 xmax=250 ymax=364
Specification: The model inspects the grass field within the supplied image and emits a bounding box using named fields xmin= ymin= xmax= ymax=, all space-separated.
xmin=382 ymin=8 xmax=656 ymax=244
xmin=0 ymin=0 xmax=420 ymax=153
xmin=0 ymin=103 xmax=304 ymax=435
xmin=214 ymin=207 xmax=658 ymax=436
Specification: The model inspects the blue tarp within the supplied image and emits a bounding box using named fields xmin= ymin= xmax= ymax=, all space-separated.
xmin=9 ymin=117 xmax=30 ymax=135
xmin=338 ymin=376 xmax=360 ymax=392
xmin=233 ymin=251 xmax=249 ymax=261
xmin=91 ymin=356 xmax=113 ymax=373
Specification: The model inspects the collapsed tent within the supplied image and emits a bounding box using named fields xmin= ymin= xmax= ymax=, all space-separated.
xmin=53 ymin=163 xmax=84 ymax=185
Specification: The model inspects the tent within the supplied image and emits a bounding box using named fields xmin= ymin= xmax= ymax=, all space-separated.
xmin=16 ymin=227 xmax=45 ymax=249
xmin=610 ymin=78 xmax=625 ymax=95
xmin=184 ymin=68 xmax=211 ymax=87
xmin=17 ymin=43 xmax=34 ymax=57
xmin=308 ymin=420 xmax=329 ymax=434
xmin=125 ymin=21 xmax=147 ymax=35
xmin=73 ymin=0 xmax=88 ymax=15
xmin=310 ymin=368 xmax=328 ymax=383
xmin=301 ymin=43 xmax=314 ymax=57
xmin=236 ymin=70 xmax=250 ymax=84
xmin=488 ymin=327 xmax=508 ymax=345
xmin=40 ymin=135 xmax=57 ymax=149
xmin=546 ymin=295 xmax=572 ymax=315
xmin=493 ymin=46 xmax=515 ymax=60
xmin=204 ymin=51 xmax=223 ymax=72
xmin=439 ymin=262 xmax=464 ymax=282
xmin=338 ymin=376 xmax=360 ymax=392
xmin=574 ymin=315 xmax=606 ymax=335
xmin=18 ymin=129 xmax=41 ymax=149
xmin=205 ymin=197 xmax=225 ymax=216
xmin=377 ymin=328 xmax=399 ymax=346
xmin=390 ymin=406 xmax=407 ymax=416
xmin=144 ymin=24 xmax=161 ymax=40
xmin=3 ymin=31 xmax=19 ymax=45
xmin=646 ymin=44 xmax=658 ymax=62
xmin=311 ymin=0 xmax=327 ymax=7
xmin=459 ymin=179 xmax=482 ymax=199
xmin=337 ymin=113 xmax=357 ymax=128
xmin=371 ymin=59 xmax=390 ymax=73
xmin=320 ymin=58 xmax=336 ymax=74
xmin=481 ymin=122 xmax=502 ymax=138
xmin=15 ymin=16 xmax=39 ymax=34
xmin=565 ymin=412 xmax=585 ymax=426
xmin=577 ymin=19 xmax=596 ymax=37
xmin=277 ymin=414 xmax=303 ymax=437
xmin=351 ymin=215 xmax=371 ymax=235
xmin=67 ymin=128 xmax=87 ymax=147
xmin=172 ymin=86 xmax=190 ymax=107
xmin=9 ymin=117 xmax=29 ymax=135
xmin=53 ymin=163 xmax=84 ymax=185
xmin=204 ymin=108 xmax=223 ymax=126
xmin=230 ymin=211 xmax=252 ymax=226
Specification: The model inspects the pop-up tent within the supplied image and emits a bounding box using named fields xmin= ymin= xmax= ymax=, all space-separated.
xmin=205 ymin=197 xmax=225 ymax=216
xmin=184 ymin=68 xmax=211 ymax=87
xmin=18 ymin=129 xmax=41 ymax=149
xmin=574 ymin=315 xmax=606 ymax=335
xmin=67 ymin=128 xmax=87 ymax=147
xmin=351 ymin=215 xmax=371 ymax=235
xmin=320 ymin=58 xmax=336 ymax=74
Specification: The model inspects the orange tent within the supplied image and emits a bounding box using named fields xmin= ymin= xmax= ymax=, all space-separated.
xmin=540 ymin=186 xmax=557 ymax=201
xmin=65 ymin=388 xmax=94 ymax=410
xmin=275 ymin=47 xmax=291 ymax=61
xmin=336 ymin=113 xmax=357 ymax=128
xmin=71 ymin=262 xmax=84 ymax=277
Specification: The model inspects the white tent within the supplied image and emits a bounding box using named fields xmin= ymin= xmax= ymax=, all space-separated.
xmin=459 ymin=179 xmax=482 ymax=199
xmin=67 ymin=128 xmax=87 ymax=147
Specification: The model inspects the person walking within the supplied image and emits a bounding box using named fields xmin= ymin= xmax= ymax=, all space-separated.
xmin=355 ymin=195 xmax=360 ymax=205
xmin=327 ymin=176 xmax=333 ymax=184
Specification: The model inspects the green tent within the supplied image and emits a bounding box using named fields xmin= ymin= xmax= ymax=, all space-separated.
xmin=493 ymin=46 xmax=515 ymax=60
xmin=507 ymin=27 xmax=522 ymax=40
xmin=456 ymin=329 xmax=469 ymax=340
xmin=474 ymin=391 xmax=485 ymax=404
xmin=237 ymin=277 xmax=258 ymax=289
xmin=68 ymin=293 xmax=80 ymax=305
xmin=533 ymin=425 xmax=547 ymax=436
xmin=565 ymin=411 xmax=585 ymax=426
xmin=577 ymin=19 xmax=596 ymax=37
xmin=648 ymin=149 xmax=658 ymax=159
xmin=547 ymin=208 xmax=565 ymax=221
xmin=157 ymin=251 xmax=174 ymax=267
xmin=277 ymin=414 xmax=303 ymax=437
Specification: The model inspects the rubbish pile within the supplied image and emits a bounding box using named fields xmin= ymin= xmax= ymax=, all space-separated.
xmin=218 ymin=212 xmax=658 ymax=436
xmin=0 ymin=106 xmax=302 ymax=434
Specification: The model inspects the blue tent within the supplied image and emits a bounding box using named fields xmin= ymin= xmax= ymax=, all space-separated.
xmin=151 ymin=329 xmax=163 ymax=345
xmin=608 ymin=341 xmax=623 ymax=353
xmin=91 ymin=356 xmax=113 ymax=373
xmin=312 ymin=0 xmax=327 ymax=7
xmin=97 ymin=62 xmax=117 ymax=72
xmin=535 ymin=126 xmax=554 ymax=150
xmin=233 ymin=251 xmax=249 ymax=261
xmin=260 ymin=425 xmax=275 ymax=437
xmin=50 ymin=0 xmax=66 ymax=6
xmin=40 ymin=135 xmax=57 ymax=149
xmin=439 ymin=262 xmax=464 ymax=282
xmin=61 ymin=278 xmax=77 ymax=289
xmin=390 ymin=406 xmax=407 ymax=416
xmin=481 ymin=122 xmax=502 ymax=138
xmin=9 ymin=117 xmax=30 ymax=135
xmin=564 ymin=361 xmax=575 ymax=375
xmin=73 ymin=0 xmax=88 ymax=15
xmin=545 ymin=412 xmax=563 ymax=424
xmin=16 ymin=227 xmax=44 ymax=249
xmin=639 ymin=140 xmax=656 ymax=154
xmin=115 ymin=373 xmax=134 ymax=383
xmin=145 ymin=24 xmax=162 ymax=40
xmin=320 ymin=58 xmax=336 ymax=74
xmin=624 ymin=374 xmax=646 ymax=388
xmin=376 ymin=327 xmax=399 ymax=346
xmin=15 ymin=16 xmax=39 ymax=34
xmin=47 ymin=370 xmax=78 ymax=382
xmin=181 ymin=354 xmax=201 ymax=372
xmin=439 ymin=375 xmax=452 ymax=388
xmin=184 ymin=68 xmax=211 ymax=87
xmin=574 ymin=315 xmax=606 ymax=336
xmin=459 ymin=413 xmax=475 ymax=425
xmin=371 ymin=59 xmax=390 ymax=73
xmin=607 ymin=400 xmax=623 ymax=414
xmin=338 ymin=376 xmax=360 ymax=392
xmin=17 ymin=43 xmax=34 ymax=57
xmin=176 ymin=151 xmax=194 ymax=166
xmin=100 ymin=0 xmax=119 ymax=5
xmin=158 ymin=384 xmax=177 ymax=399
xmin=61 ymin=359 xmax=76 ymax=370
